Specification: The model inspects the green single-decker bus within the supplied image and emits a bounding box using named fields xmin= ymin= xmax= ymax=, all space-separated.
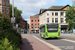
xmin=40 ymin=23 xmax=60 ymax=38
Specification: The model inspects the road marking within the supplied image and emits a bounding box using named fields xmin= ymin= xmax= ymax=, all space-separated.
xmin=61 ymin=39 xmax=75 ymax=43
xmin=61 ymin=35 xmax=75 ymax=38
xmin=33 ymin=35 xmax=61 ymax=50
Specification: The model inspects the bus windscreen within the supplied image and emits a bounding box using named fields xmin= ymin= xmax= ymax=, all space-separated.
xmin=47 ymin=25 xmax=58 ymax=32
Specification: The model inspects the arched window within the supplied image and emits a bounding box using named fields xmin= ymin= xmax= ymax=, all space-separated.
xmin=6 ymin=8 xmax=9 ymax=13
xmin=6 ymin=0 xmax=9 ymax=5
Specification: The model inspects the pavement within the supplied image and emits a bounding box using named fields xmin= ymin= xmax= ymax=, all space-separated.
xmin=20 ymin=33 xmax=75 ymax=50
xmin=20 ymin=34 xmax=53 ymax=50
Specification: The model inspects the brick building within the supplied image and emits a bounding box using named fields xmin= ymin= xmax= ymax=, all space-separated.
xmin=30 ymin=14 xmax=39 ymax=33
xmin=0 ymin=0 xmax=10 ymax=18
xmin=19 ymin=16 xmax=27 ymax=30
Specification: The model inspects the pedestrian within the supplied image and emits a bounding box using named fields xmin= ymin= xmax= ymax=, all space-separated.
xmin=61 ymin=30 xmax=64 ymax=34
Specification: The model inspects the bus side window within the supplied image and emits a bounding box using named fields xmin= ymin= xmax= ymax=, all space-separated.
xmin=40 ymin=26 xmax=45 ymax=32
xmin=40 ymin=27 xmax=43 ymax=32
xmin=43 ymin=26 xmax=45 ymax=32
xmin=40 ymin=28 xmax=42 ymax=32
xmin=42 ymin=26 xmax=45 ymax=32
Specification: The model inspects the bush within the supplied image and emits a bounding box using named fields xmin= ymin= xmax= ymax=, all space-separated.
xmin=0 ymin=38 xmax=20 ymax=50
xmin=0 ymin=15 xmax=22 ymax=49
xmin=0 ymin=29 xmax=22 ymax=47
xmin=0 ymin=16 xmax=12 ymax=31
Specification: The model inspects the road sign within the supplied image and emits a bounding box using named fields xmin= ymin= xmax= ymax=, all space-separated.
xmin=16 ymin=24 xmax=18 ymax=28
xmin=11 ymin=17 xmax=15 ymax=23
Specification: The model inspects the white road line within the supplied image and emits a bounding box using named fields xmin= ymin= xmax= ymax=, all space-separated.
xmin=61 ymin=36 xmax=75 ymax=38
xmin=61 ymin=39 xmax=75 ymax=43
xmin=33 ymin=35 xmax=61 ymax=50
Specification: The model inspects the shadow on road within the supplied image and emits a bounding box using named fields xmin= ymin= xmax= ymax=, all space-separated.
xmin=20 ymin=38 xmax=33 ymax=50
xmin=43 ymin=37 xmax=65 ymax=40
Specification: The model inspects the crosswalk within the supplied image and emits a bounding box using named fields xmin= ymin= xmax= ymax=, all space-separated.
xmin=61 ymin=39 xmax=75 ymax=43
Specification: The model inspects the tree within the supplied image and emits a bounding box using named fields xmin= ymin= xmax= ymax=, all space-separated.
xmin=0 ymin=15 xmax=12 ymax=31
xmin=65 ymin=6 xmax=75 ymax=29
xmin=10 ymin=4 xmax=22 ymax=23
xmin=27 ymin=23 xmax=29 ymax=29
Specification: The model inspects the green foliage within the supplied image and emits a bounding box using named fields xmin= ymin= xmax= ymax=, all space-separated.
xmin=10 ymin=4 xmax=22 ymax=23
xmin=0 ymin=38 xmax=13 ymax=50
xmin=0 ymin=29 xmax=22 ymax=47
xmin=0 ymin=38 xmax=20 ymax=50
xmin=65 ymin=6 xmax=75 ymax=29
xmin=0 ymin=15 xmax=12 ymax=31
xmin=0 ymin=14 xmax=22 ymax=49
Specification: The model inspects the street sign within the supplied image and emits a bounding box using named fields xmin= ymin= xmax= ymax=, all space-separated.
xmin=11 ymin=17 xmax=15 ymax=23
xmin=16 ymin=24 xmax=18 ymax=28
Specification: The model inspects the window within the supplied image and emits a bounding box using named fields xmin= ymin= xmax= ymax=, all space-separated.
xmin=35 ymin=20 xmax=36 ymax=22
xmin=52 ymin=12 xmax=54 ymax=16
xmin=47 ymin=18 xmax=49 ymax=23
xmin=67 ymin=7 xmax=69 ymax=9
xmin=40 ymin=26 xmax=45 ymax=32
xmin=61 ymin=18 xmax=63 ymax=23
xmin=47 ymin=13 xmax=49 ymax=16
xmin=38 ymin=20 xmax=39 ymax=22
xmin=38 ymin=23 xmax=39 ymax=25
xmin=61 ymin=12 xmax=64 ymax=16
xmin=52 ymin=18 xmax=54 ymax=23
xmin=32 ymin=27 xmax=33 ymax=28
xmin=6 ymin=8 xmax=9 ymax=13
xmin=55 ymin=12 xmax=58 ymax=16
xmin=32 ymin=24 xmax=33 ymax=25
xmin=55 ymin=18 xmax=58 ymax=23
xmin=31 ymin=24 xmax=33 ymax=27
xmin=47 ymin=25 xmax=58 ymax=32
xmin=35 ymin=23 xmax=36 ymax=25
xmin=2 ymin=7 xmax=5 ymax=13
xmin=2 ymin=0 xmax=5 ymax=5
xmin=31 ymin=20 xmax=33 ymax=22
xmin=6 ymin=1 xmax=8 ymax=5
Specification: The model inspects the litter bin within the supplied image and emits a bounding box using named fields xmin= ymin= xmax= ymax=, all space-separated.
xmin=24 ymin=30 xmax=27 ymax=34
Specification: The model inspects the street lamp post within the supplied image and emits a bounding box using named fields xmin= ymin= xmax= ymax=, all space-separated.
xmin=12 ymin=0 xmax=14 ymax=17
xmin=12 ymin=0 xmax=14 ymax=29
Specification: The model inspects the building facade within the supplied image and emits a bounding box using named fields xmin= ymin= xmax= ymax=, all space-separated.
xmin=72 ymin=0 xmax=75 ymax=6
xmin=39 ymin=5 xmax=70 ymax=30
xmin=19 ymin=16 xmax=27 ymax=30
xmin=0 ymin=0 xmax=10 ymax=18
xmin=30 ymin=14 xmax=39 ymax=33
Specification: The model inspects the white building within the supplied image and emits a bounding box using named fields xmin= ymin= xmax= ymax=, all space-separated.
xmin=72 ymin=0 xmax=75 ymax=6
xmin=39 ymin=5 xmax=70 ymax=30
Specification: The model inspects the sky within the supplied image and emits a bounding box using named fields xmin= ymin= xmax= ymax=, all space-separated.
xmin=10 ymin=0 xmax=72 ymax=23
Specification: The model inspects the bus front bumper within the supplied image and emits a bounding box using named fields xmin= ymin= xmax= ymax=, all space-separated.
xmin=45 ymin=36 xmax=60 ymax=38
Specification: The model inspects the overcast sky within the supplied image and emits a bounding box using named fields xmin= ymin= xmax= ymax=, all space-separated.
xmin=10 ymin=0 xmax=72 ymax=24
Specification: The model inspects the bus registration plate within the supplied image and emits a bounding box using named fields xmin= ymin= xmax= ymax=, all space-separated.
xmin=51 ymin=37 xmax=55 ymax=38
